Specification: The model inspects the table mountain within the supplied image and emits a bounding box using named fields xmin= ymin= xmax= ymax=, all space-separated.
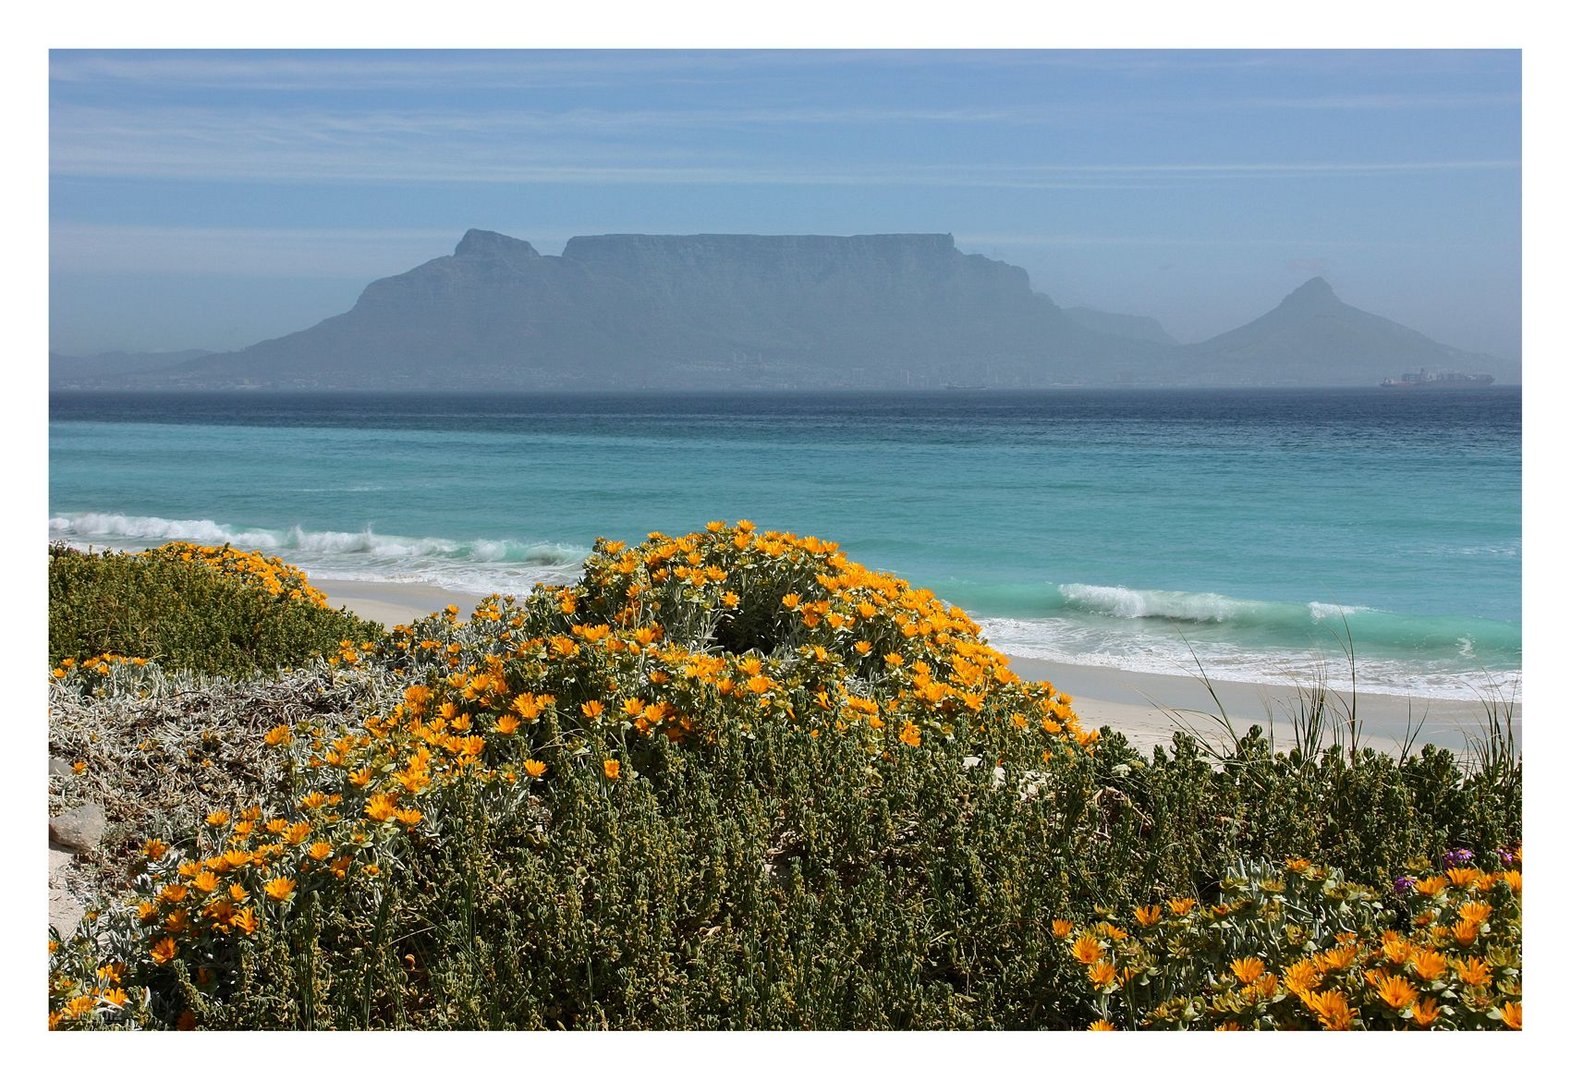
xmin=59 ymin=231 xmax=1506 ymax=390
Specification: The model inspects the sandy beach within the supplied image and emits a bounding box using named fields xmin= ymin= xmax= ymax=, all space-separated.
xmin=319 ymin=578 xmax=1518 ymax=759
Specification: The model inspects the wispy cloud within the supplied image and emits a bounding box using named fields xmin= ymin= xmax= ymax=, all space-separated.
xmin=47 ymin=48 xmax=1518 ymax=93
xmin=955 ymin=231 xmax=1517 ymax=250
xmin=47 ymin=50 xmax=902 ymax=93
xmin=51 ymin=104 xmax=1518 ymax=188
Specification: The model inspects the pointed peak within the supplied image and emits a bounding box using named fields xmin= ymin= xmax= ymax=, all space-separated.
xmin=1282 ymin=276 xmax=1338 ymax=306
xmin=454 ymin=229 xmax=539 ymax=259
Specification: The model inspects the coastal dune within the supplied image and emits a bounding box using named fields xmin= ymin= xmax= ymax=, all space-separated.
xmin=317 ymin=578 xmax=1517 ymax=760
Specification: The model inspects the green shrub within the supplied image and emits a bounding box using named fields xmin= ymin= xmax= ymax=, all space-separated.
xmin=49 ymin=543 xmax=382 ymax=679
xmin=47 ymin=524 xmax=1521 ymax=1030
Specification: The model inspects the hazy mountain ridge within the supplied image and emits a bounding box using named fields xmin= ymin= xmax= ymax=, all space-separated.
xmin=53 ymin=231 xmax=1507 ymax=390
xmin=1062 ymin=306 xmax=1179 ymax=347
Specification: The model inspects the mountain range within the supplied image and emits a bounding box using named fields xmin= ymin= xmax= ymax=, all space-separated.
xmin=49 ymin=230 xmax=1509 ymax=391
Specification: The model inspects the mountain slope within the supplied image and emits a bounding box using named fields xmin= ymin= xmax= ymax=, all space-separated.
xmin=109 ymin=230 xmax=1169 ymax=390
xmin=1179 ymin=277 xmax=1499 ymax=386
xmin=55 ymin=235 xmax=1505 ymax=390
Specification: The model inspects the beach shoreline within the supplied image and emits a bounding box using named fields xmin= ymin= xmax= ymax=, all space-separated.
xmin=317 ymin=577 xmax=1517 ymax=758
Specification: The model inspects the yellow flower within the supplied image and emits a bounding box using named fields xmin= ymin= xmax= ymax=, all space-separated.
xmin=284 ymin=821 xmax=312 ymax=845
xmin=1283 ymin=959 xmax=1321 ymax=994
xmin=1303 ymin=989 xmax=1357 ymax=1031
xmin=1375 ymin=973 xmax=1419 ymax=1010
xmin=1051 ymin=919 xmax=1075 ymax=939
xmin=524 ymin=759 xmax=547 ymax=779
xmin=71 ymin=760 xmax=87 ymax=775
xmin=1410 ymin=997 xmax=1442 ymax=1028
xmin=1380 ymin=931 xmax=1412 ymax=965
xmin=1087 ymin=1019 xmax=1117 ymax=1031
xmin=1316 ymin=943 xmax=1357 ymax=973
xmin=1071 ymin=934 xmax=1104 ymax=965
xmin=604 ymin=759 xmax=621 ymax=781
xmin=582 ymin=700 xmax=606 ymax=720
xmin=899 ymin=722 xmax=922 ymax=748
xmin=365 ymin=793 xmax=398 ymax=822
xmin=150 ymin=937 xmax=177 ymax=964
xmin=1166 ymin=898 xmax=1196 ymax=916
xmin=307 ymin=841 xmax=334 ymax=861
xmin=1230 ymin=957 xmax=1266 ymax=985
xmin=1132 ymin=904 xmax=1163 ymax=928
xmin=1458 ymin=900 xmax=1492 ymax=923
xmin=781 ymin=593 xmax=801 ymax=610
xmin=1500 ymin=1001 xmax=1522 ymax=1030
xmin=1409 ymin=949 xmax=1448 ymax=981
xmin=142 ymin=838 xmax=169 ymax=860
xmin=205 ymin=810 xmax=231 ymax=827
xmin=1453 ymin=957 xmax=1492 ymax=987
xmin=495 ymin=714 xmax=520 ymax=735
xmin=192 ymin=870 xmax=220 ymax=894
xmin=1451 ymin=919 xmax=1480 ymax=947
xmin=228 ymin=882 xmax=249 ymax=903
xmin=264 ymin=725 xmax=293 ymax=746
xmin=232 ymin=908 xmax=258 ymax=935
xmin=1087 ymin=960 xmax=1119 ymax=990
xmin=263 ymin=877 xmax=297 ymax=902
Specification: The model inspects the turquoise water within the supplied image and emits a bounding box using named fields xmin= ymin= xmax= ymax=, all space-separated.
xmin=49 ymin=388 xmax=1521 ymax=700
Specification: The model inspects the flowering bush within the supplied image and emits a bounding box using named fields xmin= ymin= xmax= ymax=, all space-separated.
xmin=1058 ymin=851 xmax=1522 ymax=1030
xmin=49 ymin=543 xmax=381 ymax=678
xmin=47 ymin=525 xmax=1523 ymax=1030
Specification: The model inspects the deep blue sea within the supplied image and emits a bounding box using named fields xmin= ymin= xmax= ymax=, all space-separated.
xmin=49 ymin=388 xmax=1521 ymax=700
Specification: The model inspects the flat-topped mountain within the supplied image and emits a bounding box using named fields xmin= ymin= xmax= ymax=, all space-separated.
xmin=54 ymin=231 xmax=1506 ymax=390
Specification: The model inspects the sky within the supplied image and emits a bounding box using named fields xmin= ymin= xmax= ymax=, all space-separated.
xmin=47 ymin=47 xmax=1523 ymax=359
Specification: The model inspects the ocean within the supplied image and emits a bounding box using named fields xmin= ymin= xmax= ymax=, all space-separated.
xmin=49 ymin=388 xmax=1521 ymax=701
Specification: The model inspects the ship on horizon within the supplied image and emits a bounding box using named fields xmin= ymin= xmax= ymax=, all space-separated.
xmin=1380 ymin=368 xmax=1495 ymax=389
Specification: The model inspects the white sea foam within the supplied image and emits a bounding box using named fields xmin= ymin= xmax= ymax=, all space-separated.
xmin=1059 ymin=583 xmax=1260 ymax=623
xmin=48 ymin=510 xmax=589 ymax=596
xmin=977 ymin=615 xmax=1517 ymax=702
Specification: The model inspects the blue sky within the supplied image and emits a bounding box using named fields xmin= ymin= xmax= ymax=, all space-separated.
xmin=48 ymin=48 xmax=1521 ymax=358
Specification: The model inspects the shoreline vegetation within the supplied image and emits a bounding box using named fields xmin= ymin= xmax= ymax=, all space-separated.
xmin=312 ymin=577 xmax=1520 ymax=759
xmin=48 ymin=534 xmax=1522 ymax=1030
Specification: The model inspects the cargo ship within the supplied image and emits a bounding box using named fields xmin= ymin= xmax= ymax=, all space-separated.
xmin=1380 ymin=368 xmax=1495 ymax=389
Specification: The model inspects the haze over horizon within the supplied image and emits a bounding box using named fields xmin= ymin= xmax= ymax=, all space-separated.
xmin=49 ymin=49 xmax=1521 ymax=361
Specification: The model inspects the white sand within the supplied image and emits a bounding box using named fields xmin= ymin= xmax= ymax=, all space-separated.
xmin=317 ymin=578 xmax=490 ymax=628
xmin=318 ymin=579 xmax=1518 ymax=759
